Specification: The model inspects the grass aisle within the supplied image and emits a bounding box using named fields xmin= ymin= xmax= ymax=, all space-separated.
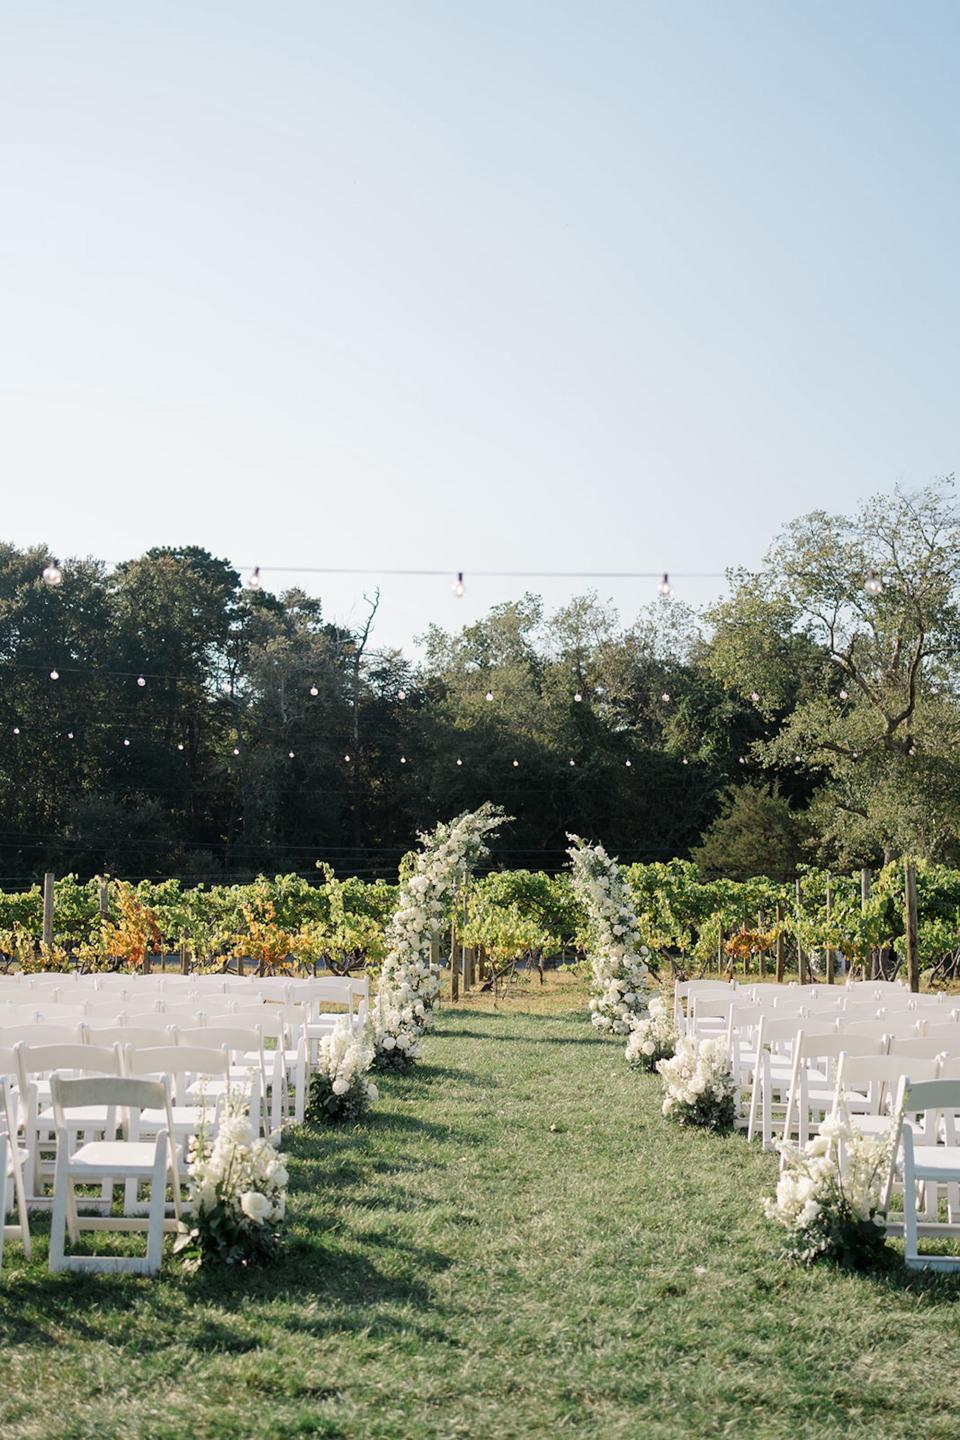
xmin=2 ymin=997 xmax=960 ymax=1439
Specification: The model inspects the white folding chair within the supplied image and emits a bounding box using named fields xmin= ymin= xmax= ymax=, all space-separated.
xmin=173 ymin=1026 xmax=264 ymax=1134
xmin=122 ymin=1044 xmax=230 ymax=1212
xmin=886 ymin=1077 xmax=960 ymax=1270
xmin=782 ymin=1032 xmax=884 ymax=1146
xmin=48 ymin=1074 xmax=181 ymax=1275
xmin=833 ymin=1052 xmax=938 ymax=1141
xmin=16 ymin=1042 xmax=123 ymax=1202
xmin=0 ymin=1064 xmax=31 ymax=1264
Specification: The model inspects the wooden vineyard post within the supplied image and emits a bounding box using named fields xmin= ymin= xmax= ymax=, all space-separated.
xmin=757 ymin=911 xmax=766 ymax=979
xmin=716 ymin=930 xmax=723 ymax=975
xmin=42 ymin=871 xmax=54 ymax=947
xmin=861 ymin=868 xmax=874 ymax=980
xmin=774 ymin=903 xmax=785 ymax=983
xmin=795 ymin=879 xmax=806 ymax=986
xmin=98 ymin=877 xmax=110 ymax=922
xmin=463 ymin=945 xmax=475 ymax=992
xmin=449 ymin=900 xmax=459 ymax=1001
xmin=904 ymin=860 xmax=920 ymax=994
xmin=430 ymin=937 xmax=442 ymax=1001
xmin=179 ymin=940 xmax=189 ymax=975
xmin=825 ymin=875 xmax=835 ymax=984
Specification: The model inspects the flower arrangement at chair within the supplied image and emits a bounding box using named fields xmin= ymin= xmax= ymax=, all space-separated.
xmin=373 ymin=803 xmax=507 ymax=1071
xmin=763 ymin=1109 xmax=895 ymax=1268
xmin=567 ymin=836 xmax=651 ymax=1035
xmin=625 ymin=994 xmax=678 ymax=1071
xmin=176 ymin=1097 xmax=288 ymax=1269
xmin=656 ymin=1035 xmax=736 ymax=1132
xmin=306 ymin=1018 xmax=379 ymax=1124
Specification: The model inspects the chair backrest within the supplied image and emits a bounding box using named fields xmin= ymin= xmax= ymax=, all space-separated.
xmin=16 ymin=1042 xmax=122 ymax=1094
xmin=174 ymin=1025 xmax=261 ymax=1055
xmin=83 ymin=1024 xmax=175 ymax=1049
xmin=124 ymin=1044 xmax=231 ymax=1100
xmin=50 ymin=1072 xmax=167 ymax=1119
xmin=888 ymin=1034 xmax=960 ymax=1060
xmin=796 ymin=1030 xmax=882 ymax=1062
xmin=919 ymin=1021 xmax=960 ymax=1043
xmin=898 ymin=1077 xmax=960 ymax=1116
xmin=756 ymin=1013 xmax=807 ymax=1050
xmin=837 ymin=1051 xmax=938 ymax=1094
xmin=0 ymin=1024 xmax=84 ymax=1049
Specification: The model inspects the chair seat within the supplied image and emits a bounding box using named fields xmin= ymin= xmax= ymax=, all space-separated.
xmin=68 ymin=1140 xmax=162 ymax=1175
xmin=910 ymin=1145 xmax=960 ymax=1178
xmin=140 ymin=1105 xmax=215 ymax=1133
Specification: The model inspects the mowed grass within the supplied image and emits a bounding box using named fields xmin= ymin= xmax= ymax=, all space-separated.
xmin=2 ymin=983 xmax=960 ymax=1440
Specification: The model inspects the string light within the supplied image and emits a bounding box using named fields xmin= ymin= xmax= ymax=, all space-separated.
xmin=123 ymin=738 xmax=130 ymax=747
xmin=852 ymin=750 xmax=859 ymax=759
xmin=452 ymin=572 xmax=465 ymax=598
xmin=569 ymin=758 xmax=576 ymax=766
xmin=625 ymin=759 xmax=632 ymax=767
xmin=839 ymin=688 xmax=848 ymax=700
xmin=574 ymin=691 xmax=583 ymax=703
xmin=50 ymin=669 xmax=59 ymax=681
xmin=42 ymin=562 xmax=62 ymax=587
xmin=309 ymin=685 xmax=319 ymax=697
xmin=177 ymin=743 xmax=184 ymax=751
xmin=456 ymin=757 xmax=463 ymax=766
xmin=344 ymin=753 xmax=351 ymax=762
xmin=682 ymin=758 xmax=688 ymax=765
xmin=137 ymin=676 xmax=146 ymax=687
xmin=512 ymin=758 xmax=519 ymax=767
xmin=397 ymin=689 xmax=407 ymax=701
xmin=400 ymin=755 xmax=407 ymax=764
xmin=485 ymin=690 xmax=494 ymax=702
xmin=661 ymin=691 xmax=670 ymax=703
xmin=245 ymin=567 xmax=263 ymax=592
xmin=12 ymin=727 xmax=19 ymax=735
xmin=864 ymin=571 xmax=883 ymax=596
xmin=288 ymin=750 xmax=296 ymax=758
xmin=67 ymin=731 xmax=74 ymax=740
xmin=659 ymin=573 xmax=671 ymax=597
xmin=750 ymin=691 xmax=760 ymax=704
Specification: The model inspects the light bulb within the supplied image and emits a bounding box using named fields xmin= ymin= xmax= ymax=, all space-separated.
xmin=908 ymin=745 xmax=916 ymax=756
xmin=456 ymin=757 xmax=463 ymax=766
xmin=67 ymin=731 xmax=74 ymax=740
xmin=659 ymin=573 xmax=671 ymax=597
xmin=512 ymin=759 xmax=519 ymax=768
xmin=682 ymin=757 xmax=688 ymax=765
xmin=50 ymin=669 xmax=59 ymax=681
xmin=137 ymin=676 xmax=146 ymax=688
xmin=569 ymin=758 xmax=576 ymax=766
xmin=397 ymin=689 xmax=406 ymax=701
xmin=221 ymin=680 xmax=231 ymax=694
xmin=245 ymin=566 xmax=262 ymax=591
xmin=574 ymin=691 xmax=583 ymax=703
xmin=12 ymin=726 xmax=19 ymax=735
xmin=42 ymin=562 xmax=62 ymax=587
xmin=232 ymin=747 xmax=240 ymax=756
xmin=864 ymin=571 xmax=883 ymax=596
xmin=738 ymin=755 xmax=746 ymax=765
xmin=852 ymin=750 xmax=859 ymax=759
xmin=485 ymin=690 xmax=494 ymax=702
xmin=123 ymin=738 xmax=130 ymax=747
xmin=625 ymin=759 xmax=632 ymax=767
xmin=794 ymin=754 xmax=802 ymax=763
xmin=309 ymin=685 xmax=319 ymax=697
xmin=400 ymin=755 xmax=406 ymax=764
xmin=344 ymin=753 xmax=350 ymax=762
xmin=452 ymin=571 xmax=465 ymax=598
xmin=288 ymin=750 xmax=295 ymax=759
xmin=839 ymin=688 xmax=848 ymax=700
xmin=750 ymin=691 xmax=760 ymax=704
xmin=177 ymin=742 xmax=184 ymax=751
xmin=661 ymin=691 xmax=670 ymax=703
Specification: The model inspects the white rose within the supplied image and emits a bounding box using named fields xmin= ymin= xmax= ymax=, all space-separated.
xmin=332 ymin=1078 xmax=350 ymax=1096
xmin=240 ymin=1191 xmax=273 ymax=1223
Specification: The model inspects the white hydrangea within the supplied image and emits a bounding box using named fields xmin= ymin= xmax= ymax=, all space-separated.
xmin=568 ymin=835 xmax=650 ymax=1035
xmin=625 ymin=994 xmax=678 ymax=1069
xmin=763 ymin=1109 xmax=894 ymax=1263
xmin=656 ymin=1035 xmax=735 ymax=1129
xmin=182 ymin=1094 xmax=288 ymax=1265
xmin=308 ymin=1018 xmax=379 ymax=1122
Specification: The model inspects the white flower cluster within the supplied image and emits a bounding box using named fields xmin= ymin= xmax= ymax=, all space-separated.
xmin=308 ymin=1018 xmax=379 ymax=1123
xmin=625 ymin=994 xmax=678 ymax=1069
xmin=374 ymin=804 xmax=505 ymax=1067
xmin=656 ymin=1035 xmax=735 ymax=1129
xmin=567 ymin=836 xmax=650 ymax=1034
xmin=182 ymin=1097 xmax=288 ymax=1265
xmin=764 ymin=1109 xmax=893 ymax=1262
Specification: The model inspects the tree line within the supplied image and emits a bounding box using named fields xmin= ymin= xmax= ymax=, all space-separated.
xmin=1 ymin=479 xmax=959 ymax=883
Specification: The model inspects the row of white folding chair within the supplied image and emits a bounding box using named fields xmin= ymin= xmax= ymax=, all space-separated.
xmin=884 ymin=1076 xmax=960 ymax=1270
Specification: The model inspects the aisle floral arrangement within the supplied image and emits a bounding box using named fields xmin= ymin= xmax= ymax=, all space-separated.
xmin=656 ymin=1035 xmax=735 ymax=1131
xmin=306 ymin=1018 xmax=379 ymax=1124
xmin=764 ymin=1110 xmax=894 ymax=1268
xmin=625 ymin=994 xmax=678 ymax=1070
xmin=567 ymin=836 xmax=651 ymax=1035
xmin=176 ymin=1099 xmax=288 ymax=1269
xmin=373 ymin=803 xmax=507 ymax=1070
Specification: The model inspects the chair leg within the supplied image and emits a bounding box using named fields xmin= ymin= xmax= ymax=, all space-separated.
xmin=0 ymin=1137 xmax=7 ymax=1269
xmin=49 ymin=1153 xmax=70 ymax=1272
xmin=145 ymin=1136 xmax=168 ymax=1275
xmin=10 ymin=1138 xmax=32 ymax=1261
xmin=903 ymin=1165 xmax=919 ymax=1267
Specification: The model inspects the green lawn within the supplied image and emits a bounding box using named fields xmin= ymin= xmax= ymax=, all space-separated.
xmin=2 ymin=993 xmax=960 ymax=1439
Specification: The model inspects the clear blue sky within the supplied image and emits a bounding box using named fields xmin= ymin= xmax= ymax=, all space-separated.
xmin=2 ymin=1 xmax=957 ymax=650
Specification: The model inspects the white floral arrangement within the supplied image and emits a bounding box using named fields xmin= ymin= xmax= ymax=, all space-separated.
xmin=625 ymin=994 xmax=678 ymax=1070
xmin=567 ymin=835 xmax=650 ymax=1034
xmin=656 ymin=1034 xmax=735 ymax=1131
xmin=307 ymin=1018 xmax=379 ymax=1124
xmin=763 ymin=1109 xmax=894 ymax=1268
xmin=373 ymin=803 xmax=506 ymax=1069
xmin=176 ymin=1097 xmax=288 ymax=1269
